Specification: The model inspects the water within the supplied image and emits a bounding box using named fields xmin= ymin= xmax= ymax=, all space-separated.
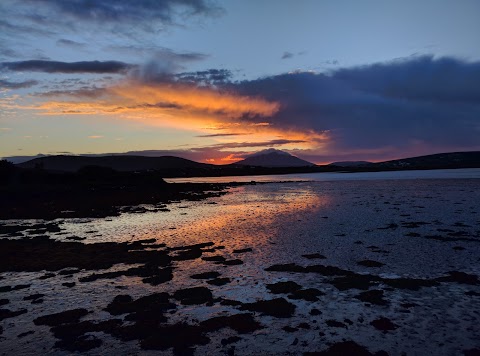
xmin=165 ymin=167 xmax=480 ymax=183
xmin=1 ymin=173 xmax=480 ymax=355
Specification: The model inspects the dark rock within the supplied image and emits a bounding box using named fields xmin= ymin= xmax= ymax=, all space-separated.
xmin=266 ymin=281 xmax=302 ymax=294
xmin=39 ymin=273 xmax=56 ymax=280
xmin=355 ymin=290 xmax=389 ymax=306
xmin=105 ymin=293 xmax=174 ymax=316
xmin=233 ymin=248 xmax=253 ymax=254
xmin=436 ymin=271 xmax=479 ymax=285
xmin=283 ymin=325 xmax=298 ymax=332
xmin=33 ymin=308 xmax=89 ymax=326
xmin=0 ymin=308 xmax=28 ymax=321
xmin=55 ymin=334 xmax=102 ymax=352
xmin=357 ymin=260 xmax=385 ymax=268
xmin=305 ymin=340 xmax=383 ymax=356
xmin=200 ymin=313 xmax=262 ymax=334
xmin=207 ymin=278 xmax=231 ymax=286
xmin=221 ymin=336 xmax=242 ymax=345
xmin=23 ymin=293 xmax=44 ymax=301
xmin=0 ymin=284 xmax=30 ymax=293
xmin=173 ymin=287 xmax=213 ymax=305
xmin=288 ymin=288 xmax=324 ymax=302
xmin=310 ymin=308 xmax=321 ymax=316
xmin=66 ymin=236 xmax=86 ymax=241
xmin=219 ymin=298 xmax=243 ymax=306
xmin=62 ymin=282 xmax=76 ymax=288
xmin=0 ymin=239 xmax=171 ymax=273
xmin=202 ymin=256 xmax=226 ymax=262
xmin=18 ymin=330 xmax=35 ymax=338
xmin=220 ymin=259 xmax=244 ymax=266
xmin=0 ymin=298 xmax=9 ymax=306
xmin=58 ymin=268 xmax=81 ymax=275
xmin=169 ymin=242 xmax=215 ymax=251
xmin=240 ymin=298 xmax=295 ymax=318
xmin=325 ymin=320 xmax=347 ymax=328
xmin=370 ymin=317 xmax=398 ymax=332
xmin=190 ymin=271 xmax=221 ymax=279
xmin=301 ymin=253 xmax=326 ymax=260
xmin=138 ymin=323 xmax=210 ymax=352
xmin=297 ymin=322 xmax=310 ymax=329
xmin=400 ymin=302 xmax=417 ymax=308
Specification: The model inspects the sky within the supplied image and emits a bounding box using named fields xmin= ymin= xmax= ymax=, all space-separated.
xmin=1 ymin=0 xmax=480 ymax=164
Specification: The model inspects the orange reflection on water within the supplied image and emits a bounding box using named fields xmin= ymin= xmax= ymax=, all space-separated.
xmin=159 ymin=185 xmax=331 ymax=254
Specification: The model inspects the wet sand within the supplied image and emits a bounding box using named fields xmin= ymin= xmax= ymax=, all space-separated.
xmin=1 ymin=178 xmax=479 ymax=355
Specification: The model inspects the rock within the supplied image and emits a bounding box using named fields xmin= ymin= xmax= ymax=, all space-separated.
xmin=288 ymin=288 xmax=324 ymax=302
xmin=33 ymin=308 xmax=89 ymax=326
xmin=200 ymin=313 xmax=262 ymax=334
xmin=54 ymin=334 xmax=103 ymax=352
xmin=207 ymin=278 xmax=231 ymax=286
xmin=190 ymin=271 xmax=221 ymax=279
xmin=301 ymin=253 xmax=326 ymax=260
xmin=173 ymin=287 xmax=213 ymax=305
xmin=357 ymin=260 xmax=385 ymax=268
xmin=221 ymin=336 xmax=242 ymax=345
xmin=370 ymin=317 xmax=398 ymax=332
xmin=240 ymin=298 xmax=295 ymax=318
xmin=202 ymin=256 xmax=226 ymax=262
xmin=355 ymin=290 xmax=389 ymax=306
xmin=266 ymin=281 xmax=302 ymax=294
xmin=233 ymin=248 xmax=253 ymax=254
xmin=0 ymin=308 xmax=28 ymax=321
xmin=305 ymin=340 xmax=383 ymax=355
xmin=325 ymin=319 xmax=347 ymax=328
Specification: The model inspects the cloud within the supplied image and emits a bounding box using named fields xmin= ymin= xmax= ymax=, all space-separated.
xmin=229 ymin=55 xmax=480 ymax=159
xmin=32 ymin=0 xmax=221 ymax=23
xmin=56 ymin=39 xmax=86 ymax=49
xmin=176 ymin=69 xmax=232 ymax=85
xmin=6 ymin=55 xmax=480 ymax=163
xmin=88 ymin=135 xmax=103 ymax=139
xmin=281 ymin=52 xmax=294 ymax=60
xmin=0 ymin=79 xmax=38 ymax=89
xmin=3 ymin=0 xmax=222 ymax=37
xmin=1 ymin=60 xmax=134 ymax=74
xmin=196 ymin=133 xmax=245 ymax=137
xmin=207 ymin=139 xmax=307 ymax=150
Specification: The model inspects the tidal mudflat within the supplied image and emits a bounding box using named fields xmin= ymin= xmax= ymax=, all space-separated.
xmin=1 ymin=175 xmax=480 ymax=355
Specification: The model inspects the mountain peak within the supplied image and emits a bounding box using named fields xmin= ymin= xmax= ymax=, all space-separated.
xmin=246 ymin=148 xmax=291 ymax=157
xmin=237 ymin=148 xmax=315 ymax=167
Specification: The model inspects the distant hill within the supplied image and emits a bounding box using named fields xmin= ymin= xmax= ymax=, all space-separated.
xmin=372 ymin=151 xmax=480 ymax=170
xmin=17 ymin=155 xmax=212 ymax=172
xmin=329 ymin=161 xmax=371 ymax=167
xmin=235 ymin=148 xmax=315 ymax=167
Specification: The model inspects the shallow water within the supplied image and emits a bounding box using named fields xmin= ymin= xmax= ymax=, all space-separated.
xmin=166 ymin=167 xmax=480 ymax=183
xmin=1 ymin=176 xmax=480 ymax=355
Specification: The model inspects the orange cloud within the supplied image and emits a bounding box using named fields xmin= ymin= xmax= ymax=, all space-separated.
xmin=10 ymin=78 xmax=332 ymax=157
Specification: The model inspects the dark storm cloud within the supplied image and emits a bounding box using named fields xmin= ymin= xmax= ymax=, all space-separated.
xmin=228 ymin=56 xmax=480 ymax=153
xmin=1 ymin=60 xmax=134 ymax=74
xmin=334 ymin=55 xmax=480 ymax=103
xmin=0 ymin=79 xmax=38 ymax=89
